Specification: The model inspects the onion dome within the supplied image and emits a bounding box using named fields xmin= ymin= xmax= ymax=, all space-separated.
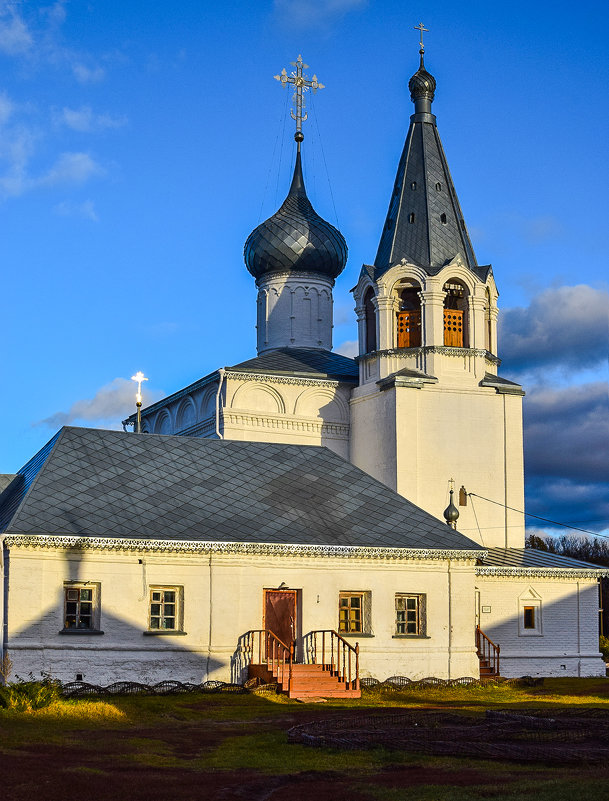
xmin=408 ymin=53 xmax=436 ymax=103
xmin=244 ymin=150 xmax=347 ymax=281
xmin=443 ymin=489 xmax=460 ymax=529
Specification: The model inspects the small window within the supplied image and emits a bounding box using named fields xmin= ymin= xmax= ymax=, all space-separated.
xmin=435 ymin=182 xmax=442 ymax=191
xmin=518 ymin=590 xmax=542 ymax=636
xmin=395 ymin=594 xmax=426 ymax=636
xmin=149 ymin=587 xmax=183 ymax=631
xmin=440 ymin=213 xmax=447 ymax=224
xmin=339 ymin=592 xmax=371 ymax=635
xmin=409 ymin=213 xmax=415 ymax=224
xmin=411 ymin=182 xmax=417 ymax=190
xmin=64 ymin=583 xmax=100 ymax=631
xmin=523 ymin=606 xmax=535 ymax=629
xmin=385 ymin=218 xmax=393 ymax=231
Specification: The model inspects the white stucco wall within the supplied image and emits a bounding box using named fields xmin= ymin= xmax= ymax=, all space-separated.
xmin=4 ymin=544 xmax=480 ymax=685
xmin=350 ymin=379 xmax=525 ymax=549
xmin=476 ymin=574 xmax=605 ymax=677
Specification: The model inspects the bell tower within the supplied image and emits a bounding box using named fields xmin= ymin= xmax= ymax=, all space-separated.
xmin=349 ymin=33 xmax=525 ymax=548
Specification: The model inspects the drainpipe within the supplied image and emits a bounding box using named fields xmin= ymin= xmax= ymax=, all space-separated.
xmin=215 ymin=369 xmax=225 ymax=440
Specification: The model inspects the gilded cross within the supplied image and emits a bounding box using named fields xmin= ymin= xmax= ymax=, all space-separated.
xmin=414 ymin=22 xmax=429 ymax=52
xmin=131 ymin=371 xmax=148 ymax=405
xmin=274 ymin=55 xmax=324 ymax=145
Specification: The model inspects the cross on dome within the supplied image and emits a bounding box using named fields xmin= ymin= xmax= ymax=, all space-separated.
xmin=274 ymin=55 xmax=325 ymax=147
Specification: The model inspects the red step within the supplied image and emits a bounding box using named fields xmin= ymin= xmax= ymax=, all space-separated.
xmin=249 ymin=663 xmax=361 ymax=699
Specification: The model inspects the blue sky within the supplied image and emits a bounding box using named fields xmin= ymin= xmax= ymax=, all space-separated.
xmin=1 ymin=1 xmax=608 ymax=535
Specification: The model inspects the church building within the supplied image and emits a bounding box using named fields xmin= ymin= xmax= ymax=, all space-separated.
xmin=0 ymin=45 xmax=606 ymax=693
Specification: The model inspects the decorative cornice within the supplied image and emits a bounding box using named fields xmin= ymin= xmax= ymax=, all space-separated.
xmin=3 ymin=534 xmax=484 ymax=561
xmin=356 ymin=346 xmax=501 ymax=365
xmin=476 ymin=566 xmax=609 ymax=579
xmin=224 ymin=371 xmax=345 ymax=388
xmin=256 ymin=271 xmax=336 ymax=288
xmin=175 ymin=416 xmax=216 ymax=437
xmin=224 ymin=411 xmax=349 ymax=437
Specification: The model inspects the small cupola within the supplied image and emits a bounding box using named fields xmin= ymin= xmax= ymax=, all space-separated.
xmin=244 ymin=55 xmax=347 ymax=354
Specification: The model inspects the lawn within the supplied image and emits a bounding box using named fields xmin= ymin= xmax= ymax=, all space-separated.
xmin=0 ymin=679 xmax=608 ymax=800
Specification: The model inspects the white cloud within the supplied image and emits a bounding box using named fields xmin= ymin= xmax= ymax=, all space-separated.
xmin=72 ymin=62 xmax=105 ymax=84
xmin=57 ymin=105 xmax=126 ymax=133
xmin=40 ymin=151 xmax=104 ymax=186
xmin=500 ymin=284 xmax=609 ymax=376
xmin=0 ymin=5 xmax=33 ymax=55
xmin=522 ymin=215 xmax=562 ymax=243
xmin=53 ymin=199 xmax=99 ymax=221
xmin=36 ymin=378 xmax=166 ymax=430
xmin=274 ymin=0 xmax=367 ymax=29
xmin=335 ymin=340 xmax=358 ymax=358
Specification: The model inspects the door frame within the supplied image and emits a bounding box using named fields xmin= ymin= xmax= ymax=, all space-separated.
xmin=262 ymin=588 xmax=300 ymax=658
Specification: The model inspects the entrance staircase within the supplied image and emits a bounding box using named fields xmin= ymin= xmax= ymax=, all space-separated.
xmin=476 ymin=626 xmax=500 ymax=677
xmin=244 ymin=629 xmax=360 ymax=699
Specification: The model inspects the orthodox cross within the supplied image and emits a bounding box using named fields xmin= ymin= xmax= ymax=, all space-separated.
xmin=414 ymin=22 xmax=429 ymax=53
xmin=131 ymin=371 xmax=148 ymax=433
xmin=274 ymin=55 xmax=324 ymax=146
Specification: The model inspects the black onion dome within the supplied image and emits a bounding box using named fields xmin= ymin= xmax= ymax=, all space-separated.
xmin=244 ymin=151 xmax=347 ymax=281
xmin=408 ymin=55 xmax=436 ymax=103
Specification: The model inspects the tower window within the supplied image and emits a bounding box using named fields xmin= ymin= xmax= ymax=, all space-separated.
xmin=440 ymin=213 xmax=447 ymax=224
xmin=411 ymin=182 xmax=417 ymax=190
xmin=436 ymin=182 xmax=442 ymax=191
xmin=364 ymin=288 xmax=377 ymax=353
xmin=385 ymin=218 xmax=393 ymax=231
xmin=409 ymin=213 xmax=415 ymax=223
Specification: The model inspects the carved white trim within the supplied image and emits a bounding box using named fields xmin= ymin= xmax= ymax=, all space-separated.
xmin=3 ymin=534 xmax=484 ymax=561
xmin=476 ymin=566 xmax=609 ymax=578
xmin=223 ymin=411 xmax=349 ymax=437
xmin=224 ymin=371 xmax=345 ymax=388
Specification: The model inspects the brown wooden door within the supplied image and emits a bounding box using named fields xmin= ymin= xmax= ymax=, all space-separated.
xmin=443 ymin=309 xmax=463 ymax=347
xmin=397 ymin=311 xmax=421 ymax=348
xmin=263 ymin=590 xmax=297 ymax=648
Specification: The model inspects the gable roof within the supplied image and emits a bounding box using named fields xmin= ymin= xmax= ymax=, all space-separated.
xmin=0 ymin=426 xmax=481 ymax=553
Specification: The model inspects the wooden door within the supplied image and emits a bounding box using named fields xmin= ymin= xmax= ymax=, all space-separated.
xmin=263 ymin=589 xmax=297 ymax=649
xmin=443 ymin=309 xmax=463 ymax=347
xmin=397 ymin=311 xmax=421 ymax=348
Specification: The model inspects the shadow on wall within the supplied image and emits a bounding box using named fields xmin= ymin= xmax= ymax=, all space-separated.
xmin=3 ymin=546 xmax=224 ymax=685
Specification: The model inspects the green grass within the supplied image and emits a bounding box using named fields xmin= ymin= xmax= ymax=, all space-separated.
xmin=0 ymin=678 xmax=607 ymax=800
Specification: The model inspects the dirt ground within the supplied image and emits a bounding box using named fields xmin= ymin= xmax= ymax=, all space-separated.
xmin=2 ymin=691 xmax=609 ymax=801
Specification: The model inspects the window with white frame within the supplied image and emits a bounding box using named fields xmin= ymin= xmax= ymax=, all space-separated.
xmin=149 ymin=587 xmax=183 ymax=631
xmin=63 ymin=583 xmax=100 ymax=631
xmin=395 ymin=594 xmax=426 ymax=636
xmin=339 ymin=591 xmax=372 ymax=635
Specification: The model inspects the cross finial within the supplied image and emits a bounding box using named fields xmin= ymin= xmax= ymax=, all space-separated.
xmin=274 ymin=55 xmax=325 ymax=150
xmin=131 ymin=371 xmax=148 ymax=433
xmin=414 ymin=22 xmax=428 ymax=54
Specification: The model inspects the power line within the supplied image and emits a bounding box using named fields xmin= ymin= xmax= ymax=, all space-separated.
xmin=468 ymin=493 xmax=608 ymax=539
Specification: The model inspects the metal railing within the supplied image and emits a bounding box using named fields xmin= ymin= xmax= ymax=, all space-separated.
xmin=303 ymin=629 xmax=360 ymax=690
xmin=242 ymin=629 xmax=293 ymax=692
xmin=476 ymin=625 xmax=500 ymax=676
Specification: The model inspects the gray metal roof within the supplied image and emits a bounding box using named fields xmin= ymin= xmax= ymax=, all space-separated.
xmin=228 ymin=348 xmax=358 ymax=381
xmin=0 ymin=426 xmax=483 ymax=552
xmin=373 ymin=59 xmax=479 ymax=278
xmin=481 ymin=548 xmax=606 ymax=571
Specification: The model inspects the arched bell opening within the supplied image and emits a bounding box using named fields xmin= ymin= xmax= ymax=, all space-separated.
xmin=395 ymin=281 xmax=422 ymax=348
xmin=443 ymin=279 xmax=469 ymax=347
xmin=363 ymin=287 xmax=377 ymax=353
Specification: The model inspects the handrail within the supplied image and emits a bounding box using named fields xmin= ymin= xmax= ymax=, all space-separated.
xmin=303 ymin=629 xmax=359 ymax=690
xmin=242 ymin=629 xmax=293 ymax=693
xmin=476 ymin=625 xmax=500 ymax=676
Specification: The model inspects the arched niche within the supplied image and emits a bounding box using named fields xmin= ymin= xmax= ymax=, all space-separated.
xmin=155 ymin=411 xmax=172 ymax=435
xmin=200 ymin=386 xmax=218 ymax=420
xmin=393 ymin=278 xmax=422 ymax=348
xmin=442 ymin=278 xmax=469 ymax=347
xmin=363 ymin=287 xmax=377 ymax=353
xmin=231 ymin=382 xmax=286 ymax=415
xmin=176 ymin=397 xmax=196 ymax=431
xmin=484 ymin=287 xmax=493 ymax=352
xmin=294 ymin=387 xmax=349 ymax=423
